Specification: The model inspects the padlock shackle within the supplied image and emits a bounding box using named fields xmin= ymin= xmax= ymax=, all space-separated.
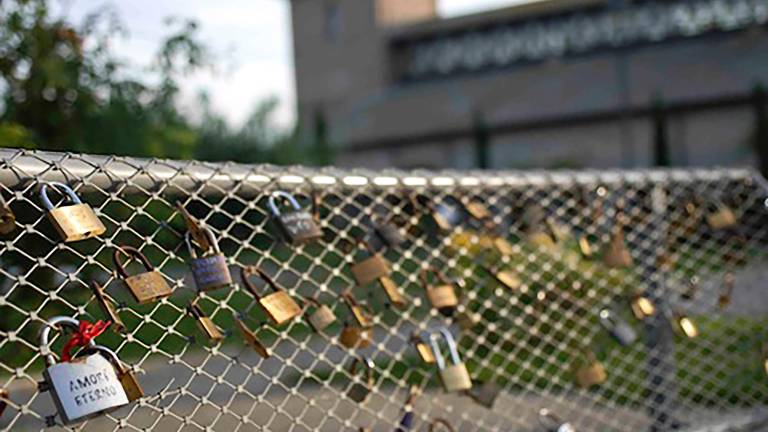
xmin=341 ymin=291 xmax=373 ymax=317
xmin=39 ymin=182 xmax=83 ymax=211
xmin=187 ymin=301 xmax=207 ymax=320
xmin=39 ymin=316 xmax=87 ymax=366
xmin=113 ymin=246 xmax=156 ymax=279
xmin=348 ymin=355 xmax=374 ymax=385
xmin=429 ymin=327 xmax=462 ymax=370
xmin=419 ymin=267 xmax=450 ymax=288
xmin=428 ymin=418 xmax=456 ymax=432
xmin=538 ymin=408 xmax=568 ymax=431
xmin=268 ymin=191 xmax=302 ymax=216
xmin=76 ymin=344 xmax=127 ymax=373
xmin=185 ymin=227 xmax=221 ymax=259
xmin=241 ymin=266 xmax=283 ymax=300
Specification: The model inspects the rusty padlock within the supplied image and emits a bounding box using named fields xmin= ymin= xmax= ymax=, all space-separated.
xmin=303 ymin=296 xmax=337 ymax=333
xmin=40 ymin=182 xmax=106 ymax=243
xmin=411 ymin=331 xmax=436 ymax=364
xmin=421 ymin=268 xmax=459 ymax=317
xmin=186 ymin=228 xmax=232 ymax=292
xmin=88 ymin=281 xmax=126 ymax=333
xmin=603 ymin=224 xmax=632 ymax=268
xmin=234 ymin=317 xmax=270 ymax=358
xmin=346 ymin=356 xmax=374 ymax=403
xmin=349 ymin=240 xmax=405 ymax=308
xmin=241 ymin=266 xmax=302 ymax=326
xmin=573 ymin=349 xmax=607 ymax=388
xmin=0 ymin=191 xmax=16 ymax=235
xmin=113 ymin=246 xmax=173 ymax=304
xmin=187 ymin=301 xmax=224 ymax=343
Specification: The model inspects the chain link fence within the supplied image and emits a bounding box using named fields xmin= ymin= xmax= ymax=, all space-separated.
xmin=0 ymin=149 xmax=766 ymax=432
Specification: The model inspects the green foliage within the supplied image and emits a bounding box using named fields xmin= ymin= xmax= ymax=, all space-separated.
xmin=0 ymin=0 xmax=334 ymax=165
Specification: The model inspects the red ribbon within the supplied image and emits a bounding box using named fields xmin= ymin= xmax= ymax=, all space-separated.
xmin=61 ymin=320 xmax=111 ymax=362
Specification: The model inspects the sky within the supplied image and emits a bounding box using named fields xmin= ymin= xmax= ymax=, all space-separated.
xmin=60 ymin=0 xmax=523 ymax=128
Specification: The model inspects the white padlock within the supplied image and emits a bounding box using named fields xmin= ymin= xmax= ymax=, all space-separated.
xmin=39 ymin=316 xmax=128 ymax=425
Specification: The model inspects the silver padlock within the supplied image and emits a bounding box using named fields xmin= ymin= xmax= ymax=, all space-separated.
xmin=269 ymin=191 xmax=323 ymax=245
xmin=186 ymin=227 xmax=232 ymax=292
xmin=599 ymin=309 xmax=637 ymax=346
xmin=430 ymin=327 xmax=472 ymax=392
xmin=39 ymin=316 xmax=128 ymax=425
xmin=538 ymin=408 xmax=575 ymax=432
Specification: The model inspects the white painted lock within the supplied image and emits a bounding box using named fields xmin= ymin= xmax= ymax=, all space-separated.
xmin=39 ymin=316 xmax=128 ymax=425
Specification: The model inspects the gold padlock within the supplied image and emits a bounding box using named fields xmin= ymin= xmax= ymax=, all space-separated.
xmin=411 ymin=331 xmax=436 ymax=364
xmin=573 ymin=350 xmax=607 ymax=388
xmin=603 ymin=223 xmax=632 ymax=268
xmin=706 ymin=202 xmax=737 ymax=230
xmin=629 ymin=291 xmax=655 ymax=320
xmin=492 ymin=236 xmax=515 ymax=256
xmin=303 ymin=296 xmax=337 ymax=333
xmin=719 ymin=272 xmax=734 ymax=309
xmin=546 ymin=217 xmax=569 ymax=244
xmin=241 ymin=266 xmax=302 ymax=326
xmin=523 ymin=206 xmax=557 ymax=250
xmin=485 ymin=264 xmax=521 ymax=290
xmin=671 ymin=311 xmax=698 ymax=338
xmin=430 ymin=327 xmax=472 ymax=392
xmin=421 ymin=268 xmax=459 ymax=316
xmin=349 ymin=240 xmax=406 ymax=308
xmin=340 ymin=325 xmax=373 ymax=349
xmin=234 ymin=318 xmax=270 ymax=358
xmin=578 ymin=235 xmax=594 ymax=258
xmin=342 ymin=292 xmax=373 ymax=328
xmin=187 ymin=301 xmax=224 ymax=343
xmin=88 ymin=281 xmax=126 ymax=333
xmin=113 ymin=246 xmax=174 ymax=304
xmin=176 ymin=201 xmax=211 ymax=253
xmin=463 ymin=199 xmax=491 ymax=222
xmin=40 ymin=182 xmax=106 ymax=242
xmin=0 ymin=192 xmax=16 ymax=235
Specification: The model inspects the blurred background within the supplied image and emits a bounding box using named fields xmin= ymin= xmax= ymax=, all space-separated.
xmin=1 ymin=0 xmax=767 ymax=172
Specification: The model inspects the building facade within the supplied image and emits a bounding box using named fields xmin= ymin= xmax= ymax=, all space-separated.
xmin=290 ymin=0 xmax=768 ymax=169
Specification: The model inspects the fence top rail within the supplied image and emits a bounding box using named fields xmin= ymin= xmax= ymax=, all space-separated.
xmin=0 ymin=149 xmax=761 ymax=194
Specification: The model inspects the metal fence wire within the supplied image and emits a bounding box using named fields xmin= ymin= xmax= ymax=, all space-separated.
xmin=0 ymin=149 xmax=767 ymax=432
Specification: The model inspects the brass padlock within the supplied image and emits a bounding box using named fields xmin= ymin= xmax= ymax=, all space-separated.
xmin=418 ymin=196 xmax=455 ymax=232
xmin=421 ymin=268 xmax=459 ymax=316
xmin=342 ymin=292 xmax=373 ymax=328
xmin=762 ymin=343 xmax=768 ymax=377
xmin=303 ymin=296 xmax=337 ymax=333
xmin=340 ymin=325 xmax=373 ymax=349
xmin=706 ymin=202 xmax=737 ymax=230
xmin=411 ymin=331 xmax=436 ymax=364
xmin=234 ymin=318 xmax=270 ymax=358
xmin=466 ymin=380 xmax=501 ymax=408
xmin=187 ymin=301 xmax=224 ymax=343
xmin=176 ymin=201 xmax=211 ymax=253
xmin=463 ymin=199 xmax=491 ymax=222
xmin=430 ymin=327 xmax=472 ymax=392
xmin=484 ymin=263 xmax=521 ymax=290
xmin=599 ymin=309 xmax=637 ymax=346
xmin=578 ymin=235 xmax=593 ymax=258
xmin=719 ymin=272 xmax=734 ymax=309
xmin=523 ymin=206 xmax=556 ymax=250
xmin=186 ymin=228 xmax=232 ymax=292
xmin=113 ymin=246 xmax=174 ymax=304
xmin=88 ymin=281 xmax=126 ymax=333
xmin=0 ymin=191 xmax=16 ymax=235
xmin=428 ymin=418 xmax=456 ymax=432
xmin=492 ymin=236 xmax=515 ymax=256
xmin=538 ymin=408 xmax=575 ymax=432
xmin=241 ymin=266 xmax=302 ymax=326
xmin=546 ymin=217 xmax=569 ymax=244
xmin=78 ymin=345 xmax=144 ymax=402
xmin=671 ymin=310 xmax=698 ymax=338
xmin=346 ymin=356 xmax=374 ymax=403
xmin=349 ymin=240 xmax=406 ymax=308
xmin=629 ymin=291 xmax=655 ymax=320
xmin=603 ymin=224 xmax=632 ymax=268
xmin=269 ymin=191 xmax=323 ymax=245
xmin=40 ymin=182 xmax=106 ymax=242
xmin=574 ymin=350 xmax=607 ymax=388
